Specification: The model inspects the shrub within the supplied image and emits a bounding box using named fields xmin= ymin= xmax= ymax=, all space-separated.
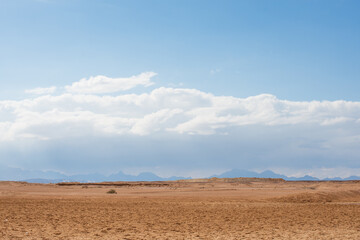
xmin=107 ymin=189 xmax=117 ymax=194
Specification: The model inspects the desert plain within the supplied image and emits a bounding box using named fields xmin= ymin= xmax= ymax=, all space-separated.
xmin=0 ymin=178 xmax=359 ymax=239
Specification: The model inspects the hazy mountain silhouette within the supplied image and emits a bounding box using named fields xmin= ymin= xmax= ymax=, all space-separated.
xmin=212 ymin=169 xmax=320 ymax=181
xmin=0 ymin=165 xmax=188 ymax=183
xmin=0 ymin=164 xmax=359 ymax=183
xmin=211 ymin=169 xmax=357 ymax=181
xmin=212 ymin=169 xmax=288 ymax=179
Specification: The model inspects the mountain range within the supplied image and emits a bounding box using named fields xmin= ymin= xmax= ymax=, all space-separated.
xmin=211 ymin=169 xmax=360 ymax=181
xmin=0 ymin=165 xmax=359 ymax=183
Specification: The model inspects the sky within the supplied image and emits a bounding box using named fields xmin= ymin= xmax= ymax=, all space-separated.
xmin=0 ymin=0 xmax=360 ymax=178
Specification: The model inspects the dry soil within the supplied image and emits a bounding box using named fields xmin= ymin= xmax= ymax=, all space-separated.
xmin=0 ymin=178 xmax=359 ymax=239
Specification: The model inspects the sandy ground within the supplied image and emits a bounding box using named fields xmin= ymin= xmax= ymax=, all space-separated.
xmin=0 ymin=178 xmax=359 ymax=239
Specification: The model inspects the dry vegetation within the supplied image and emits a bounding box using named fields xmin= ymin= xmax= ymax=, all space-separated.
xmin=0 ymin=178 xmax=359 ymax=239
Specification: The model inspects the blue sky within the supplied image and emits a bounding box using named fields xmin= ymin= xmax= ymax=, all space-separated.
xmin=0 ymin=0 xmax=360 ymax=178
xmin=1 ymin=0 xmax=360 ymax=100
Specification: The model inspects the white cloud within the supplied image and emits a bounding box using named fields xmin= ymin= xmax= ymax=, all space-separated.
xmin=25 ymin=86 xmax=56 ymax=95
xmin=1 ymin=73 xmax=360 ymax=142
xmin=3 ymin=74 xmax=360 ymax=175
xmin=65 ymin=72 xmax=156 ymax=94
xmin=130 ymin=108 xmax=183 ymax=135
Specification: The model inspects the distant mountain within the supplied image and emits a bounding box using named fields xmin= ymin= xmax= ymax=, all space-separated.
xmin=324 ymin=175 xmax=360 ymax=181
xmin=23 ymin=178 xmax=68 ymax=184
xmin=1 ymin=164 xmax=359 ymax=183
xmin=285 ymin=175 xmax=320 ymax=181
xmin=0 ymin=165 xmax=188 ymax=183
xmin=213 ymin=169 xmax=289 ymax=179
xmin=344 ymin=176 xmax=360 ymax=180
xmin=0 ymin=164 xmax=68 ymax=181
xmin=213 ymin=169 xmax=360 ymax=181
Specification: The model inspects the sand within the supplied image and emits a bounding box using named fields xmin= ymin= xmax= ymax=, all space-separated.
xmin=0 ymin=178 xmax=359 ymax=239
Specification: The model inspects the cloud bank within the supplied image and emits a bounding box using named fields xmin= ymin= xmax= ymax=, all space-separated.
xmin=2 ymin=78 xmax=360 ymax=140
xmin=1 ymin=72 xmax=360 ymax=176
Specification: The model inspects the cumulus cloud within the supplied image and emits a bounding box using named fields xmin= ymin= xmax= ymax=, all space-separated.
xmin=130 ymin=108 xmax=183 ymax=135
xmin=1 ymin=85 xmax=360 ymax=142
xmin=65 ymin=72 xmax=156 ymax=94
xmin=2 ymin=73 xmax=360 ymax=175
xmin=1 ymin=71 xmax=360 ymax=144
xmin=25 ymin=86 xmax=56 ymax=95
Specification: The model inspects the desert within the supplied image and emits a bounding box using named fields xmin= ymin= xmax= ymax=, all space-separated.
xmin=0 ymin=178 xmax=359 ymax=239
